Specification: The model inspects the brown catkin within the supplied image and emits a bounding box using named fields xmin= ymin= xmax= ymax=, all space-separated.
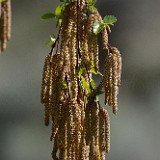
xmin=58 ymin=104 xmax=67 ymax=160
xmin=0 ymin=3 xmax=1 ymax=17
xmin=87 ymin=13 xmax=99 ymax=72
xmin=99 ymin=107 xmax=110 ymax=158
xmin=91 ymin=102 xmax=99 ymax=145
xmin=6 ymin=0 xmax=11 ymax=40
xmin=0 ymin=5 xmax=7 ymax=52
xmin=113 ymin=48 xmax=122 ymax=87
xmin=99 ymin=107 xmax=105 ymax=152
xmin=52 ymin=136 xmax=58 ymax=160
xmin=44 ymin=104 xmax=50 ymax=126
xmin=0 ymin=0 xmax=11 ymax=53
xmin=50 ymin=122 xmax=58 ymax=141
xmin=104 ymin=52 xmax=112 ymax=105
xmin=41 ymin=55 xmax=51 ymax=104
xmin=111 ymin=52 xmax=118 ymax=114
xmin=111 ymin=47 xmax=122 ymax=114
xmin=102 ymin=28 xmax=108 ymax=50
xmin=85 ymin=103 xmax=92 ymax=145
xmin=101 ymin=107 xmax=110 ymax=153
xmin=66 ymin=105 xmax=73 ymax=159
xmin=103 ymin=47 xmax=122 ymax=114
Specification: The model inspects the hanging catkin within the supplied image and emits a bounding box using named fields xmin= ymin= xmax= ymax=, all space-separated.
xmin=0 ymin=0 xmax=11 ymax=53
xmin=41 ymin=0 xmax=122 ymax=159
xmin=104 ymin=47 xmax=122 ymax=114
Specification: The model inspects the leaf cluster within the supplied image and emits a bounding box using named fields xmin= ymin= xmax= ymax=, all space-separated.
xmin=93 ymin=15 xmax=117 ymax=35
xmin=41 ymin=0 xmax=70 ymax=27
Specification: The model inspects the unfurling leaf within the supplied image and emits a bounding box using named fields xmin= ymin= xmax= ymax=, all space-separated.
xmin=93 ymin=22 xmax=104 ymax=35
xmin=103 ymin=15 xmax=117 ymax=24
xmin=55 ymin=4 xmax=65 ymax=16
xmin=50 ymin=34 xmax=56 ymax=42
xmin=41 ymin=13 xmax=56 ymax=20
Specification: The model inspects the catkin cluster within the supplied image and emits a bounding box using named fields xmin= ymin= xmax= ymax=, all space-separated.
xmin=41 ymin=0 xmax=122 ymax=159
xmin=0 ymin=0 xmax=11 ymax=53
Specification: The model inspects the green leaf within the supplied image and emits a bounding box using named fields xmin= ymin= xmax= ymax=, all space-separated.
xmin=45 ymin=34 xmax=56 ymax=46
xmin=88 ymin=61 xmax=95 ymax=68
xmin=103 ymin=15 xmax=117 ymax=24
xmin=45 ymin=41 xmax=53 ymax=46
xmin=92 ymin=68 xmax=98 ymax=75
xmin=88 ymin=0 xmax=97 ymax=12
xmin=93 ymin=22 xmax=104 ymax=35
xmin=90 ymin=79 xmax=96 ymax=89
xmin=81 ymin=76 xmax=88 ymax=89
xmin=62 ymin=81 xmax=67 ymax=89
xmin=92 ymin=68 xmax=103 ymax=76
xmin=88 ymin=0 xmax=97 ymax=6
xmin=78 ymin=67 xmax=85 ymax=76
xmin=41 ymin=13 xmax=56 ymax=20
xmin=56 ymin=18 xmax=62 ymax=27
xmin=106 ymin=25 xmax=111 ymax=33
xmin=55 ymin=4 xmax=65 ymax=16
xmin=50 ymin=34 xmax=56 ymax=42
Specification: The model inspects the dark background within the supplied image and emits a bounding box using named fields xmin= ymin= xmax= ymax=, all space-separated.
xmin=0 ymin=0 xmax=160 ymax=159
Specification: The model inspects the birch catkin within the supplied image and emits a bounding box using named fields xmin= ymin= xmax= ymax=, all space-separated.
xmin=104 ymin=47 xmax=122 ymax=114
xmin=0 ymin=0 xmax=11 ymax=53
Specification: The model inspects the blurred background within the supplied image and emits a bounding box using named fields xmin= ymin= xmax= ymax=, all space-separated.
xmin=0 ymin=0 xmax=160 ymax=159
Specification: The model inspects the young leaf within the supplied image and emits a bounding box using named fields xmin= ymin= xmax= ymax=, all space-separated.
xmin=90 ymin=79 xmax=96 ymax=89
xmin=55 ymin=4 xmax=65 ymax=16
xmin=106 ymin=25 xmax=111 ymax=33
xmin=90 ymin=61 xmax=95 ymax=68
xmin=78 ymin=67 xmax=85 ymax=76
xmin=81 ymin=76 xmax=88 ymax=89
xmin=62 ymin=81 xmax=67 ymax=89
xmin=41 ymin=13 xmax=56 ymax=20
xmin=56 ymin=18 xmax=62 ymax=27
xmin=50 ymin=34 xmax=56 ymax=42
xmin=88 ymin=0 xmax=97 ymax=6
xmin=92 ymin=68 xmax=103 ymax=76
xmin=103 ymin=15 xmax=117 ymax=24
xmin=93 ymin=22 xmax=104 ymax=35
xmin=92 ymin=68 xmax=98 ymax=75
